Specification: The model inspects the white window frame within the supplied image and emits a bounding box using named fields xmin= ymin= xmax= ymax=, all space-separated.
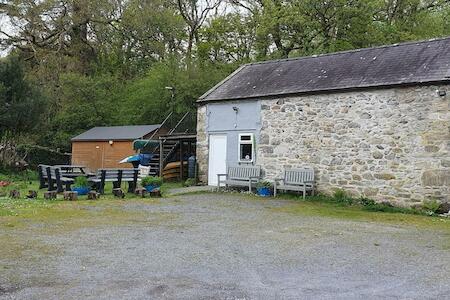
xmin=238 ymin=133 xmax=254 ymax=163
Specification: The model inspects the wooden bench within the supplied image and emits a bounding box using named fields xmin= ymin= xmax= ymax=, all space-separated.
xmin=38 ymin=164 xmax=51 ymax=189
xmin=273 ymin=168 xmax=315 ymax=199
xmin=46 ymin=166 xmax=74 ymax=193
xmin=89 ymin=169 xmax=139 ymax=194
xmin=217 ymin=166 xmax=262 ymax=192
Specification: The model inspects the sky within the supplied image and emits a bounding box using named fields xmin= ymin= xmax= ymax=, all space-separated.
xmin=0 ymin=15 xmax=13 ymax=57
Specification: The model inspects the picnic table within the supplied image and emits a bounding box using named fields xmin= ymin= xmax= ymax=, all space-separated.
xmin=54 ymin=165 xmax=95 ymax=178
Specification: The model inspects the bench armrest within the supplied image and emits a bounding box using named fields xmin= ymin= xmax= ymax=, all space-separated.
xmin=217 ymin=174 xmax=228 ymax=183
xmin=248 ymin=177 xmax=260 ymax=183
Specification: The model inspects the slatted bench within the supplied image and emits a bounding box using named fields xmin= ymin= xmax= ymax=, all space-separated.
xmin=89 ymin=169 xmax=139 ymax=194
xmin=46 ymin=166 xmax=74 ymax=193
xmin=217 ymin=166 xmax=262 ymax=192
xmin=38 ymin=164 xmax=51 ymax=189
xmin=273 ymin=168 xmax=315 ymax=199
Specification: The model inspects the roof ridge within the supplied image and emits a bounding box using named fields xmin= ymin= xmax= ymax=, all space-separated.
xmin=243 ymin=36 xmax=450 ymax=67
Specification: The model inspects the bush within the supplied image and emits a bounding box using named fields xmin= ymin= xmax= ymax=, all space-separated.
xmin=141 ymin=176 xmax=163 ymax=187
xmin=73 ymin=176 xmax=89 ymax=188
xmin=359 ymin=197 xmax=376 ymax=206
xmin=256 ymin=180 xmax=273 ymax=189
xmin=183 ymin=178 xmax=197 ymax=187
xmin=333 ymin=189 xmax=353 ymax=205
xmin=422 ymin=199 xmax=441 ymax=214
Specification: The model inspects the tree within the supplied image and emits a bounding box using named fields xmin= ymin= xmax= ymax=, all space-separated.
xmin=0 ymin=56 xmax=45 ymax=135
xmin=199 ymin=13 xmax=257 ymax=63
xmin=175 ymin=0 xmax=222 ymax=63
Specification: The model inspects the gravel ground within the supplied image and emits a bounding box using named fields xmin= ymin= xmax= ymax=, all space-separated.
xmin=1 ymin=193 xmax=449 ymax=300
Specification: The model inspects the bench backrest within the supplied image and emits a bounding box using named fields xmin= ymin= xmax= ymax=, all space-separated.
xmin=97 ymin=169 xmax=139 ymax=179
xmin=48 ymin=167 xmax=62 ymax=179
xmin=38 ymin=164 xmax=51 ymax=179
xmin=284 ymin=168 xmax=314 ymax=185
xmin=97 ymin=169 xmax=120 ymax=179
xmin=228 ymin=166 xmax=261 ymax=180
xmin=121 ymin=169 xmax=138 ymax=179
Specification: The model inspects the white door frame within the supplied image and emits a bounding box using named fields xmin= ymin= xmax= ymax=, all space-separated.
xmin=208 ymin=134 xmax=227 ymax=186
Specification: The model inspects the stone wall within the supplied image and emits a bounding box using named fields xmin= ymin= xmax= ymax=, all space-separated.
xmin=196 ymin=105 xmax=208 ymax=183
xmin=259 ymin=85 xmax=449 ymax=206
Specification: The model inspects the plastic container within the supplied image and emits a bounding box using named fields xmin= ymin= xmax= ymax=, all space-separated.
xmin=72 ymin=187 xmax=90 ymax=195
xmin=188 ymin=156 xmax=197 ymax=178
xmin=257 ymin=187 xmax=272 ymax=197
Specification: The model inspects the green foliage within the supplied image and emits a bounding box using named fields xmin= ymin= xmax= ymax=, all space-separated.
xmin=256 ymin=180 xmax=273 ymax=189
xmin=0 ymin=56 xmax=46 ymax=134
xmin=422 ymin=199 xmax=441 ymax=214
xmin=0 ymin=170 xmax=38 ymax=182
xmin=141 ymin=176 xmax=163 ymax=187
xmin=333 ymin=189 xmax=354 ymax=205
xmin=183 ymin=178 xmax=197 ymax=187
xmin=73 ymin=177 xmax=89 ymax=188
xmin=0 ymin=0 xmax=449 ymax=157
xmin=282 ymin=190 xmax=429 ymax=216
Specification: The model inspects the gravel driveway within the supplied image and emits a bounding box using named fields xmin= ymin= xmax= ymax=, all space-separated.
xmin=1 ymin=193 xmax=449 ymax=299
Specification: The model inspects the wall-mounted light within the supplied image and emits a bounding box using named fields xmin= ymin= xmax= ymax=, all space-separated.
xmin=232 ymin=106 xmax=239 ymax=113
xmin=437 ymin=90 xmax=446 ymax=97
xmin=109 ymin=140 xmax=114 ymax=145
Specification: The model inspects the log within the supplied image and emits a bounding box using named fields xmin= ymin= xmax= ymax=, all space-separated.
xmin=9 ymin=190 xmax=20 ymax=199
xmin=134 ymin=188 xmax=147 ymax=198
xmin=113 ymin=188 xmax=125 ymax=198
xmin=63 ymin=191 xmax=78 ymax=201
xmin=26 ymin=190 xmax=38 ymax=199
xmin=149 ymin=188 xmax=161 ymax=198
xmin=87 ymin=191 xmax=100 ymax=200
xmin=44 ymin=191 xmax=57 ymax=200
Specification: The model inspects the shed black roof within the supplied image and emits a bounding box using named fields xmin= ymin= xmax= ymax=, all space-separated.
xmin=199 ymin=37 xmax=450 ymax=102
xmin=71 ymin=125 xmax=161 ymax=141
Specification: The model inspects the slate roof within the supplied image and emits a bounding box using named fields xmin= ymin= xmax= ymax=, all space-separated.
xmin=199 ymin=37 xmax=450 ymax=102
xmin=71 ymin=125 xmax=161 ymax=141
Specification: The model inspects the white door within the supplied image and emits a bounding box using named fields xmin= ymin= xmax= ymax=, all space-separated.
xmin=208 ymin=135 xmax=227 ymax=186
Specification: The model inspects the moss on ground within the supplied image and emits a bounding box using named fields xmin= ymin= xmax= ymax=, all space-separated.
xmin=270 ymin=199 xmax=450 ymax=233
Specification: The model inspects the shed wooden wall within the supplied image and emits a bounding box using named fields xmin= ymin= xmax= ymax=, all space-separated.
xmin=71 ymin=141 xmax=135 ymax=171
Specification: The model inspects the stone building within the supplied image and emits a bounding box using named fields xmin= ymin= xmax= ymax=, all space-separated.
xmin=196 ymin=38 xmax=450 ymax=206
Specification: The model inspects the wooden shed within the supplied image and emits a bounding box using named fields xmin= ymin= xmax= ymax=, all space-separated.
xmin=71 ymin=125 xmax=163 ymax=171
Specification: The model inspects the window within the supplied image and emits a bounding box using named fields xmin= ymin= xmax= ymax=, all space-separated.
xmin=239 ymin=133 xmax=254 ymax=162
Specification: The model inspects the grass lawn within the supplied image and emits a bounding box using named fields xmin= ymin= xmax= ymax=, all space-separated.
xmin=0 ymin=179 xmax=448 ymax=235
xmin=0 ymin=180 xmax=183 ymax=219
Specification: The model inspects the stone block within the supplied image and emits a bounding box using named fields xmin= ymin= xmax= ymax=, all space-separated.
xmin=421 ymin=170 xmax=450 ymax=186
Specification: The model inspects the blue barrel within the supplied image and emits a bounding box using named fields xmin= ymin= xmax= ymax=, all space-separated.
xmin=188 ymin=156 xmax=196 ymax=178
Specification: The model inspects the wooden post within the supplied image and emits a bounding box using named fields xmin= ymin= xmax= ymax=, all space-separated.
xmin=179 ymin=141 xmax=183 ymax=181
xmin=134 ymin=187 xmax=147 ymax=198
xmin=44 ymin=191 xmax=57 ymax=200
xmin=113 ymin=188 xmax=125 ymax=198
xmin=159 ymin=139 xmax=163 ymax=177
xmin=63 ymin=191 xmax=77 ymax=201
xmin=9 ymin=190 xmax=20 ymax=199
xmin=87 ymin=191 xmax=100 ymax=200
xmin=27 ymin=190 xmax=38 ymax=199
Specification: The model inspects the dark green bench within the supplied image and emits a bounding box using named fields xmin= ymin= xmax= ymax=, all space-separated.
xmin=89 ymin=169 xmax=139 ymax=194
